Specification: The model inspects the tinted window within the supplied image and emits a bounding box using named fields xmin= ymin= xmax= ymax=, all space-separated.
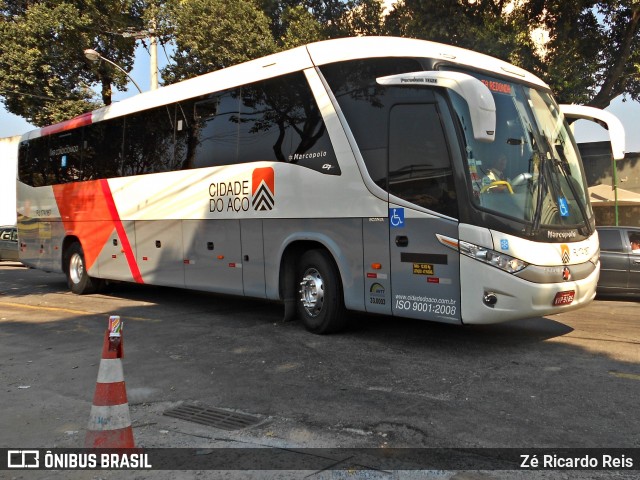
xmin=389 ymin=103 xmax=457 ymax=216
xmin=239 ymin=72 xmax=339 ymax=174
xmin=189 ymin=90 xmax=241 ymax=169
xmin=598 ymin=229 xmax=624 ymax=252
xmin=20 ymin=70 xmax=340 ymax=182
xmin=174 ymin=100 xmax=195 ymax=169
xmin=83 ymin=118 xmax=124 ymax=180
xmin=238 ymin=80 xmax=294 ymax=164
xmin=321 ymin=58 xmax=458 ymax=216
xmin=18 ymin=141 xmax=34 ymax=186
xmin=48 ymin=129 xmax=83 ymax=183
xmin=22 ymin=136 xmax=49 ymax=187
xmin=320 ymin=58 xmax=423 ymax=185
xmin=123 ymin=106 xmax=177 ymax=175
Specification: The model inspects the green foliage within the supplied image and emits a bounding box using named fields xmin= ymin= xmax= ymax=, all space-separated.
xmin=160 ymin=0 xmax=277 ymax=84
xmin=0 ymin=0 xmax=142 ymax=126
xmin=3 ymin=0 xmax=637 ymax=127
xmin=162 ymin=0 xmax=390 ymax=82
xmin=279 ymin=5 xmax=327 ymax=50
xmin=0 ymin=2 xmax=95 ymax=126
xmin=388 ymin=0 xmax=640 ymax=107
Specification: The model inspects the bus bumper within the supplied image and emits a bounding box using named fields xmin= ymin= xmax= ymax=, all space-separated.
xmin=460 ymin=256 xmax=599 ymax=325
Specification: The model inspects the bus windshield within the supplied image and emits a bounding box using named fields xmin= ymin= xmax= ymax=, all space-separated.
xmin=449 ymin=72 xmax=592 ymax=234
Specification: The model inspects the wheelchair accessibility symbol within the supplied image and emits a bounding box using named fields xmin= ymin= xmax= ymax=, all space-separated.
xmin=389 ymin=208 xmax=405 ymax=228
xmin=558 ymin=197 xmax=569 ymax=217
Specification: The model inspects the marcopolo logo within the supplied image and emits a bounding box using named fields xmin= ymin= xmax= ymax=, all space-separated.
xmin=560 ymin=244 xmax=571 ymax=264
xmin=252 ymin=167 xmax=275 ymax=211
xmin=208 ymin=167 xmax=275 ymax=213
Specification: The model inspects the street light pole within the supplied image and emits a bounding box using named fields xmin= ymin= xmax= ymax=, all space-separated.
xmin=84 ymin=48 xmax=143 ymax=94
xmin=149 ymin=22 xmax=159 ymax=91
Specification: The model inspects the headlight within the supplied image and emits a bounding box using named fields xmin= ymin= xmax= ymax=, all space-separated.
xmin=459 ymin=240 xmax=528 ymax=274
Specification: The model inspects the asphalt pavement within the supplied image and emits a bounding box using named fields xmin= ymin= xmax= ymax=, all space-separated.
xmin=1 ymin=263 xmax=639 ymax=479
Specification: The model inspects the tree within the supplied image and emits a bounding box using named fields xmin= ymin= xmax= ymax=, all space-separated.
xmin=258 ymin=0 xmax=386 ymax=47
xmin=526 ymin=1 xmax=640 ymax=107
xmin=0 ymin=0 xmax=143 ymax=126
xmin=160 ymin=0 xmax=277 ymax=84
xmin=0 ymin=2 xmax=95 ymax=126
xmin=387 ymin=0 xmax=640 ymax=108
xmin=279 ymin=5 xmax=327 ymax=50
xmin=80 ymin=0 xmax=145 ymax=106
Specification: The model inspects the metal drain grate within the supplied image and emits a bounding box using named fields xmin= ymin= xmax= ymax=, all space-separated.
xmin=163 ymin=403 xmax=264 ymax=431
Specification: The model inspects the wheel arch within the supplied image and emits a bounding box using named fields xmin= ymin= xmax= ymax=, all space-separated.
xmin=277 ymin=231 xmax=363 ymax=308
xmin=61 ymin=235 xmax=81 ymax=273
xmin=279 ymin=239 xmax=330 ymax=302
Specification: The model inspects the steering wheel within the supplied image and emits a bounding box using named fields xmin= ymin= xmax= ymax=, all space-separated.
xmin=480 ymin=180 xmax=514 ymax=194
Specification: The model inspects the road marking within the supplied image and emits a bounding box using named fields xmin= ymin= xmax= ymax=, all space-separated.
xmin=609 ymin=371 xmax=640 ymax=381
xmin=0 ymin=301 xmax=153 ymax=322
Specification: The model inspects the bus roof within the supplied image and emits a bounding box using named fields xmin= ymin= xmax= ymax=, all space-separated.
xmin=21 ymin=36 xmax=549 ymax=141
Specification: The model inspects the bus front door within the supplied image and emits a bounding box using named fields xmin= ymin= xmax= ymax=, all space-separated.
xmin=386 ymin=102 xmax=462 ymax=324
xmin=389 ymin=206 xmax=461 ymax=324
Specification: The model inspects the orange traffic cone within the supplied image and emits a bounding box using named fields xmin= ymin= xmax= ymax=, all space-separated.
xmin=85 ymin=316 xmax=135 ymax=448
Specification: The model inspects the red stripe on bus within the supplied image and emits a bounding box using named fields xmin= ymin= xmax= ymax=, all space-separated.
xmin=99 ymin=179 xmax=144 ymax=284
xmin=41 ymin=112 xmax=93 ymax=136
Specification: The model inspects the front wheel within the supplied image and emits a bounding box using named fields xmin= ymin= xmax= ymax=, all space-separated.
xmin=65 ymin=242 xmax=101 ymax=294
xmin=297 ymin=249 xmax=347 ymax=334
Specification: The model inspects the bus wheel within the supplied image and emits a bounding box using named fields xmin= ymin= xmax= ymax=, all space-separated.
xmin=297 ymin=249 xmax=347 ymax=334
xmin=65 ymin=243 xmax=100 ymax=294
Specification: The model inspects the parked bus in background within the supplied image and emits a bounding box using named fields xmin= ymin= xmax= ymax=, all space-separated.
xmin=16 ymin=37 xmax=625 ymax=333
xmin=1 ymin=136 xmax=20 ymax=226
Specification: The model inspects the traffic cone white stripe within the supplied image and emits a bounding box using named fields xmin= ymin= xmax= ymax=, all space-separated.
xmin=88 ymin=404 xmax=133 ymax=431
xmin=96 ymin=359 xmax=124 ymax=383
xmin=85 ymin=323 xmax=135 ymax=448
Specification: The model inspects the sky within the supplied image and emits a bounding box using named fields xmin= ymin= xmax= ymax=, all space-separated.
xmin=0 ymin=42 xmax=638 ymax=153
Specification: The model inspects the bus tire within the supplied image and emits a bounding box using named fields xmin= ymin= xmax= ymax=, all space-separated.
xmin=65 ymin=242 xmax=101 ymax=294
xmin=296 ymin=249 xmax=347 ymax=334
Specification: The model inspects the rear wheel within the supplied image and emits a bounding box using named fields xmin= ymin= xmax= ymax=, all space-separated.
xmin=297 ymin=249 xmax=347 ymax=334
xmin=65 ymin=242 xmax=101 ymax=294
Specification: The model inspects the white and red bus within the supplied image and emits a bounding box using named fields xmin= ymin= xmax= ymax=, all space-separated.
xmin=16 ymin=37 xmax=624 ymax=333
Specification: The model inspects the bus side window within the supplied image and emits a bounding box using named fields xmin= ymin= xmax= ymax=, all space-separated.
xmin=238 ymin=72 xmax=339 ymax=174
xmin=388 ymin=103 xmax=458 ymax=218
xmin=48 ymin=129 xmax=83 ymax=184
xmin=122 ymin=105 xmax=176 ymax=176
xmin=175 ymin=99 xmax=196 ymax=169
xmin=18 ymin=141 xmax=34 ymax=186
xmin=287 ymin=73 xmax=340 ymax=175
xmin=25 ymin=136 xmax=49 ymax=187
xmin=238 ymin=81 xmax=293 ymax=164
xmin=319 ymin=57 xmax=425 ymax=186
xmin=191 ymin=91 xmax=241 ymax=169
xmin=83 ymin=118 xmax=124 ymax=180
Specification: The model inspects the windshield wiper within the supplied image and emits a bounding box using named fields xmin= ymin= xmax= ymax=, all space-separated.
xmin=530 ymin=153 xmax=547 ymax=236
xmin=551 ymin=155 xmax=593 ymax=235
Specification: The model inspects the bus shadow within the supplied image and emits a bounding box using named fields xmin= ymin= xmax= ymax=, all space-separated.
xmin=95 ymin=281 xmax=574 ymax=347
xmin=347 ymin=312 xmax=574 ymax=347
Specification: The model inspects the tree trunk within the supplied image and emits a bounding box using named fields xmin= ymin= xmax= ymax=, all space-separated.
xmin=588 ymin=6 xmax=640 ymax=109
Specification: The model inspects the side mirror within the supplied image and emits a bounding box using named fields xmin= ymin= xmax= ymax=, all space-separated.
xmin=560 ymin=104 xmax=626 ymax=160
xmin=376 ymin=71 xmax=496 ymax=143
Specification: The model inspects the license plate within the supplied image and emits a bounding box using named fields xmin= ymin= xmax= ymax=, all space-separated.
xmin=553 ymin=290 xmax=575 ymax=306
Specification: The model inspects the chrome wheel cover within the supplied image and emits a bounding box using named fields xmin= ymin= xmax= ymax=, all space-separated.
xmin=299 ymin=267 xmax=325 ymax=318
xmin=69 ymin=252 xmax=84 ymax=285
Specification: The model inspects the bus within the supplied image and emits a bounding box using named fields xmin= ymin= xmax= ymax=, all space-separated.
xmin=16 ymin=36 xmax=625 ymax=333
